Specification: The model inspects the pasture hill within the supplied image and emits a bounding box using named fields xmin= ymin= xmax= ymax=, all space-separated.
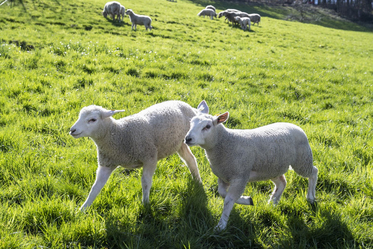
xmin=0 ymin=0 xmax=373 ymax=248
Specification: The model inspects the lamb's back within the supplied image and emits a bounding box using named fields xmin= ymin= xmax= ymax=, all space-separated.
xmin=139 ymin=101 xmax=197 ymax=159
xmin=208 ymin=123 xmax=312 ymax=180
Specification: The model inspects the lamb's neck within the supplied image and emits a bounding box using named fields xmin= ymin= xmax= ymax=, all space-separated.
xmin=203 ymin=125 xmax=230 ymax=151
xmin=90 ymin=119 xmax=119 ymax=150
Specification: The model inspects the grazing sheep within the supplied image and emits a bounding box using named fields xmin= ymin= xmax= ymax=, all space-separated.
xmin=248 ymin=13 xmax=261 ymax=25
xmin=225 ymin=12 xmax=241 ymax=26
xmin=236 ymin=16 xmax=251 ymax=31
xmin=218 ymin=9 xmax=240 ymax=20
xmin=235 ymin=11 xmax=251 ymax=18
xmin=197 ymin=8 xmax=217 ymax=20
xmin=102 ymin=1 xmax=121 ymax=21
xmin=70 ymin=101 xmax=202 ymax=211
xmin=118 ymin=5 xmax=125 ymax=22
xmin=125 ymin=9 xmax=152 ymax=31
xmin=218 ymin=10 xmax=230 ymax=19
xmin=205 ymin=5 xmax=216 ymax=12
xmin=220 ymin=11 xmax=250 ymax=27
xmin=185 ymin=101 xmax=318 ymax=231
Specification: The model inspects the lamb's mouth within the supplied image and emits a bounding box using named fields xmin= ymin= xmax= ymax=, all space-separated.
xmin=185 ymin=141 xmax=196 ymax=146
xmin=70 ymin=132 xmax=82 ymax=137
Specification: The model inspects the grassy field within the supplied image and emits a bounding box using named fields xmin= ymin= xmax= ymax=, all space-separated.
xmin=0 ymin=0 xmax=373 ymax=248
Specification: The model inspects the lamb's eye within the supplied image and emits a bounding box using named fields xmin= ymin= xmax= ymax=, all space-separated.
xmin=88 ymin=118 xmax=97 ymax=123
xmin=203 ymin=124 xmax=211 ymax=131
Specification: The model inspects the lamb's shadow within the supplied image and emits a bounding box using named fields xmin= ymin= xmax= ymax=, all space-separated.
xmin=223 ymin=22 xmax=256 ymax=33
xmin=278 ymin=203 xmax=356 ymax=247
xmin=103 ymin=179 xmax=215 ymax=248
xmin=104 ymin=17 xmax=131 ymax=27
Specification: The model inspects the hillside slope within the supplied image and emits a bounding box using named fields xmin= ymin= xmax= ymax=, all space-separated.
xmin=0 ymin=0 xmax=372 ymax=248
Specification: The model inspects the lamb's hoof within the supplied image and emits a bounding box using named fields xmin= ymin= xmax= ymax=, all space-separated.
xmin=214 ymin=223 xmax=226 ymax=232
xmin=307 ymin=198 xmax=317 ymax=205
xmin=248 ymin=197 xmax=254 ymax=206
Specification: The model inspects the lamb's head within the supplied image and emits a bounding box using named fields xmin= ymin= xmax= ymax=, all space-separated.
xmin=125 ymin=9 xmax=134 ymax=16
xmin=102 ymin=11 xmax=108 ymax=18
xmin=69 ymin=105 xmax=124 ymax=139
xmin=185 ymin=101 xmax=229 ymax=147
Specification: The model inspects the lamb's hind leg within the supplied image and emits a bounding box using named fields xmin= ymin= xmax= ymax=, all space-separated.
xmin=218 ymin=178 xmax=253 ymax=205
xmin=307 ymin=166 xmax=318 ymax=203
xmin=293 ymin=164 xmax=318 ymax=204
xmin=177 ymin=143 xmax=202 ymax=183
xmin=141 ymin=157 xmax=158 ymax=204
xmin=269 ymin=175 xmax=287 ymax=204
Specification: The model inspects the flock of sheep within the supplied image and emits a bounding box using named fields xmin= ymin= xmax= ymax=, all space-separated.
xmin=102 ymin=1 xmax=261 ymax=32
xmin=198 ymin=5 xmax=261 ymax=31
xmin=70 ymin=100 xmax=318 ymax=231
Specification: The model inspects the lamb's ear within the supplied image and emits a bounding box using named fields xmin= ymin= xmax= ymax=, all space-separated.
xmin=197 ymin=100 xmax=209 ymax=114
xmin=215 ymin=112 xmax=229 ymax=124
xmin=102 ymin=109 xmax=125 ymax=119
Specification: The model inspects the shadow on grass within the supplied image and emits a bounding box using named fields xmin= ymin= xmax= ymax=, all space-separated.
xmin=280 ymin=203 xmax=357 ymax=248
xmin=103 ymin=179 xmax=217 ymax=248
xmin=104 ymin=17 xmax=131 ymax=28
xmin=278 ymin=203 xmax=359 ymax=248
xmin=9 ymin=0 xmax=27 ymax=11
xmin=103 ymin=178 xmax=266 ymax=248
xmin=101 ymin=182 xmax=359 ymax=248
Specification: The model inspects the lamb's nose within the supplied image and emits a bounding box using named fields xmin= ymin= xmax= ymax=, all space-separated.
xmin=70 ymin=128 xmax=76 ymax=134
xmin=185 ymin=136 xmax=192 ymax=144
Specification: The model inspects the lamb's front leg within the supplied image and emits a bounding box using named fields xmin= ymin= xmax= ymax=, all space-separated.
xmin=80 ymin=165 xmax=116 ymax=211
xmin=141 ymin=157 xmax=158 ymax=204
xmin=216 ymin=179 xmax=248 ymax=231
xmin=177 ymin=143 xmax=202 ymax=183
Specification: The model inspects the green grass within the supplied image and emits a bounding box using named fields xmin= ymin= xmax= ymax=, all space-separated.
xmin=0 ymin=0 xmax=373 ymax=248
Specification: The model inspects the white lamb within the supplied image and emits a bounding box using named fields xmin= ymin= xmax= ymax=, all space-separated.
xmin=102 ymin=1 xmax=121 ymax=21
xmin=248 ymin=13 xmax=261 ymax=25
xmin=125 ymin=9 xmax=152 ymax=31
xmin=70 ymin=101 xmax=202 ymax=211
xmin=185 ymin=101 xmax=318 ymax=231
xmin=197 ymin=8 xmax=217 ymax=20
xmin=236 ymin=16 xmax=251 ymax=31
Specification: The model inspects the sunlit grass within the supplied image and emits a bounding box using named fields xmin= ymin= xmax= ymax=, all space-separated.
xmin=0 ymin=0 xmax=372 ymax=247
